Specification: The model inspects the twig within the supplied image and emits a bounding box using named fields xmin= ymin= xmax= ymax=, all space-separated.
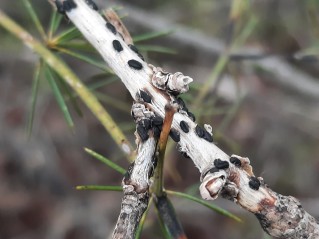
xmin=112 ymin=103 xmax=158 ymax=239
xmin=56 ymin=1 xmax=319 ymax=238
xmin=152 ymin=104 xmax=176 ymax=196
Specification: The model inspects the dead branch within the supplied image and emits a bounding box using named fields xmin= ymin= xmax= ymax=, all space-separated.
xmin=112 ymin=103 xmax=157 ymax=239
xmin=57 ymin=0 xmax=319 ymax=238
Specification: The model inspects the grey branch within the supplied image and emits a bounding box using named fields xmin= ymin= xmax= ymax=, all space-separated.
xmin=61 ymin=0 xmax=319 ymax=238
xmin=111 ymin=103 xmax=157 ymax=239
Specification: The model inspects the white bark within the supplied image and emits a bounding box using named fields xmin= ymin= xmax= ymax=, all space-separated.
xmin=112 ymin=103 xmax=157 ymax=239
xmin=61 ymin=1 xmax=319 ymax=238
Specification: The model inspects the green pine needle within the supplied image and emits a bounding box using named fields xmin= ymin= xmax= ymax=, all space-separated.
xmin=137 ymin=45 xmax=177 ymax=54
xmin=52 ymin=70 xmax=83 ymax=117
xmin=48 ymin=10 xmax=63 ymax=39
xmin=133 ymin=30 xmax=173 ymax=42
xmin=53 ymin=46 xmax=112 ymax=72
xmin=52 ymin=27 xmax=82 ymax=44
xmin=166 ymin=190 xmax=242 ymax=222
xmin=22 ymin=0 xmax=47 ymax=40
xmin=84 ymin=147 xmax=126 ymax=175
xmin=44 ymin=65 xmax=75 ymax=129
xmin=26 ymin=60 xmax=42 ymax=138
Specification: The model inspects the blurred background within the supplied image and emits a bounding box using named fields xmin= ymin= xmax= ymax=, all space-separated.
xmin=0 ymin=0 xmax=318 ymax=238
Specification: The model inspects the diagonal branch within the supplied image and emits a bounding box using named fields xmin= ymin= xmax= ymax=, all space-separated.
xmin=57 ymin=1 xmax=319 ymax=238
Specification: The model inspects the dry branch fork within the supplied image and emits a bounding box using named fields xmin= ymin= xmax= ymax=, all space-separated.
xmin=54 ymin=0 xmax=319 ymax=238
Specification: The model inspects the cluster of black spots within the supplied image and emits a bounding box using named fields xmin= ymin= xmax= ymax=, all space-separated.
xmin=230 ymin=156 xmax=241 ymax=167
xmin=55 ymin=1 xmax=65 ymax=14
xmin=169 ymin=129 xmax=180 ymax=142
xmin=137 ymin=124 xmax=149 ymax=142
xmin=174 ymin=97 xmax=196 ymax=121
xmin=187 ymin=111 xmax=196 ymax=122
xmin=112 ymin=40 xmax=123 ymax=52
xmin=195 ymin=125 xmax=205 ymax=138
xmin=85 ymin=0 xmax=98 ymax=10
xmin=201 ymin=167 xmax=219 ymax=181
xmin=128 ymin=44 xmax=138 ymax=54
xmin=152 ymin=116 xmax=163 ymax=127
xmin=153 ymin=126 xmax=161 ymax=138
xmin=141 ymin=119 xmax=152 ymax=130
xmin=195 ymin=125 xmax=213 ymax=142
xmin=128 ymin=44 xmax=145 ymax=61
xmin=208 ymin=167 xmax=219 ymax=174
xmin=55 ymin=0 xmax=77 ymax=14
xmin=249 ymin=176 xmax=261 ymax=190
xmin=139 ymin=90 xmax=152 ymax=103
xmin=203 ymin=130 xmax=213 ymax=142
xmin=214 ymin=158 xmax=229 ymax=169
xmin=179 ymin=120 xmax=189 ymax=133
xmin=168 ymin=90 xmax=180 ymax=97
xmin=175 ymin=96 xmax=196 ymax=122
xmin=106 ymin=22 xmax=117 ymax=35
xmin=176 ymin=97 xmax=187 ymax=110
xmin=151 ymin=115 xmax=163 ymax=138
xmin=128 ymin=59 xmax=143 ymax=70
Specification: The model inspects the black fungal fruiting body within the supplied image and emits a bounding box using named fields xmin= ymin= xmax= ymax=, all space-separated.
xmin=128 ymin=44 xmax=139 ymax=54
xmin=139 ymin=90 xmax=152 ymax=103
xmin=176 ymin=97 xmax=187 ymax=110
xmin=55 ymin=0 xmax=77 ymax=14
xmin=141 ymin=119 xmax=152 ymax=130
xmin=128 ymin=60 xmax=143 ymax=70
xmin=137 ymin=124 xmax=149 ymax=142
xmin=55 ymin=1 xmax=65 ymax=14
xmin=106 ymin=22 xmax=117 ymax=35
xmin=151 ymin=115 xmax=163 ymax=138
xmin=214 ymin=158 xmax=229 ymax=169
xmin=230 ymin=156 xmax=242 ymax=167
xmin=208 ymin=167 xmax=219 ymax=174
xmin=112 ymin=40 xmax=123 ymax=52
xmin=203 ymin=131 xmax=213 ymax=142
xmin=179 ymin=120 xmax=189 ymax=133
xmin=174 ymin=97 xmax=196 ymax=121
xmin=85 ymin=0 xmax=98 ymax=10
xmin=63 ymin=0 xmax=77 ymax=12
xmin=249 ymin=177 xmax=261 ymax=190
xmin=169 ymin=129 xmax=180 ymax=142
xmin=195 ymin=125 xmax=205 ymax=138
xmin=128 ymin=44 xmax=144 ymax=60
xmin=187 ymin=111 xmax=196 ymax=122
xmin=201 ymin=167 xmax=220 ymax=182
xmin=152 ymin=116 xmax=163 ymax=126
xmin=153 ymin=126 xmax=161 ymax=138
xmin=195 ymin=125 xmax=213 ymax=142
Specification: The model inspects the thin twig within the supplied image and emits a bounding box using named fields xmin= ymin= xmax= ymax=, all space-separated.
xmin=152 ymin=104 xmax=176 ymax=197
xmin=112 ymin=103 xmax=158 ymax=239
